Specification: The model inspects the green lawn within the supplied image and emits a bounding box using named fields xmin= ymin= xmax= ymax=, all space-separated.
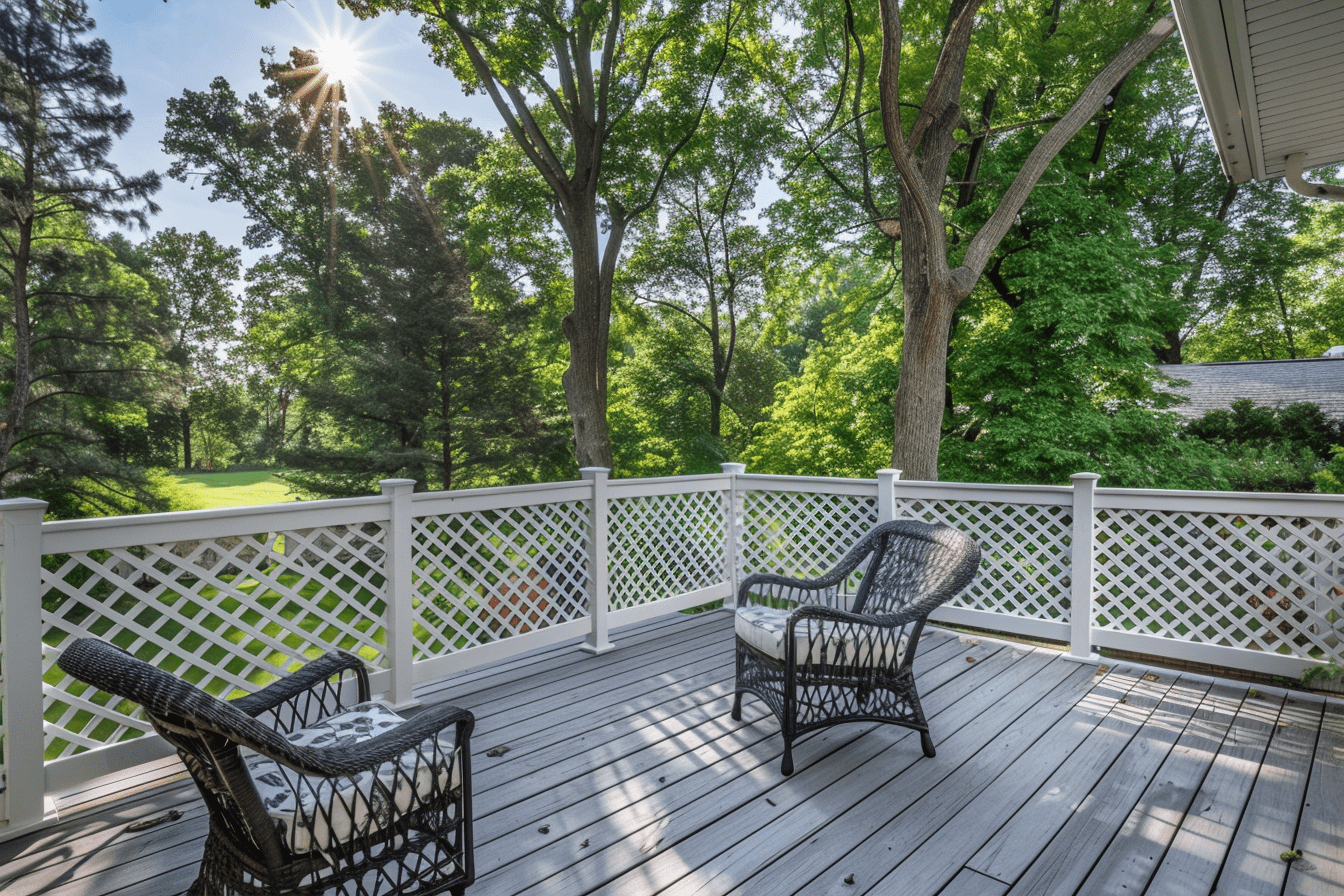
xmin=173 ymin=470 xmax=297 ymax=509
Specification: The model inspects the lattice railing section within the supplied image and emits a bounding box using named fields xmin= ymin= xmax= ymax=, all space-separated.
xmin=608 ymin=491 xmax=725 ymax=609
xmin=40 ymin=525 xmax=389 ymax=760
xmin=896 ymin=497 xmax=1073 ymax=622
xmin=409 ymin=502 xmax=590 ymax=656
xmin=740 ymin=491 xmax=879 ymax=593
xmin=1094 ymin=509 xmax=1344 ymax=663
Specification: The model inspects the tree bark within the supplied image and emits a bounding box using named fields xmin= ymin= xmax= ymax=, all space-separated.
xmin=560 ymin=192 xmax=615 ymax=470
xmin=181 ymin=407 xmax=193 ymax=470
xmin=0 ymin=217 xmax=34 ymax=494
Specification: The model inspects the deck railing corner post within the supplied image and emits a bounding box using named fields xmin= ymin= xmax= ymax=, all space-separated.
xmin=1066 ymin=472 xmax=1102 ymax=664
xmin=579 ymin=468 xmax=615 ymax=654
xmin=0 ymin=497 xmax=51 ymax=834
xmin=876 ymin=468 xmax=902 ymax=524
xmin=379 ymin=479 xmax=419 ymax=708
xmin=721 ymin=463 xmax=747 ymax=607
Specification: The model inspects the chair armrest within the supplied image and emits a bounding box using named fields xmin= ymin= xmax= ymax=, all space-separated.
xmin=246 ymin=703 xmax=475 ymax=779
xmin=788 ymin=602 xmax=928 ymax=630
xmin=737 ymin=571 xmax=847 ymax=612
xmin=230 ymin=651 xmax=371 ymax=731
xmin=736 ymin=530 xmax=886 ymax=610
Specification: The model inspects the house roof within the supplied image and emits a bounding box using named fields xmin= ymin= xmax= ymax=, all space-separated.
xmin=1170 ymin=0 xmax=1344 ymax=183
xmin=1157 ymin=356 xmax=1344 ymax=420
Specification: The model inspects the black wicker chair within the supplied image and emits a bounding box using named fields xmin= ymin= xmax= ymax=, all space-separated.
xmin=56 ymin=638 xmax=473 ymax=896
xmin=731 ymin=519 xmax=980 ymax=775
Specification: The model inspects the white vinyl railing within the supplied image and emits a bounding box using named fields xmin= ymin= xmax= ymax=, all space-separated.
xmin=0 ymin=465 xmax=1340 ymax=838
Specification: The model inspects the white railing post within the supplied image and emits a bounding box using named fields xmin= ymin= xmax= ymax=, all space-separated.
xmin=580 ymin=468 xmax=615 ymax=654
xmin=380 ymin=479 xmax=419 ymax=708
xmin=721 ymin=463 xmax=746 ymax=607
xmin=876 ymin=468 xmax=902 ymax=523
xmin=0 ymin=498 xmax=50 ymax=835
xmin=1067 ymin=473 xmax=1102 ymax=663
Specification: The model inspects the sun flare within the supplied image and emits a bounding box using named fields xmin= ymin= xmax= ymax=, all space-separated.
xmin=314 ymin=34 xmax=364 ymax=88
xmin=280 ymin=0 xmax=386 ymax=122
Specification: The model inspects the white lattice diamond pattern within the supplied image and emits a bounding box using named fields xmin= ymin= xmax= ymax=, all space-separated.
xmin=896 ymin=498 xmax=1072 ymax=621
xmin=1094 ymin=510 xmax=1344 ymax=662
xmin=608 ymin=492 xmax=725 ymax=609
xmin=740 ymin=492 xmax=878 ymax=585
xmin=410 ymin=502 xmax=590 ymax=656
xmin=41 ymin=526 xmax=389 ymax=759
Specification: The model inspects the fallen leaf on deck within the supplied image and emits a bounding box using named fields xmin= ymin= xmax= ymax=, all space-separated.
xmin=126 ymin=809 xmax=182 ymax=832
xmin=486 ymin=745 xmax=511 ymax=758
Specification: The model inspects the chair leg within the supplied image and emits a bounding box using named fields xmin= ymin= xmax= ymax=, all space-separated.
xmin=731 ymin=691 xmax=743 ymax=721
xmin=780 ymin=744 xmax=794 ymax=776
xmin=920 ymin=730 xmax=936 ymax=758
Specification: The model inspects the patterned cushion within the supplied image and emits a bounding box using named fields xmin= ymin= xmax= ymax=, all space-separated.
xmin=735 ymin=605 xmax=909 ymax=667
xmin=246 ymin=701 xmax=459 ymax=856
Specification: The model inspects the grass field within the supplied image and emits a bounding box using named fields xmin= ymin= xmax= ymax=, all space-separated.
xmin=173 ymin=470 xmax=297 ymax=509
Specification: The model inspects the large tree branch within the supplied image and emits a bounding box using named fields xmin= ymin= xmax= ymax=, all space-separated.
xmin=877 ymin=0 xmax=939 ymax=249
xmin=907 ymin=0 xmax=982 ymax=154
xmin=438 ymin=8 xmax=571 ymax=201
xmin=955 ymin=14 xmax=1177 ymax=294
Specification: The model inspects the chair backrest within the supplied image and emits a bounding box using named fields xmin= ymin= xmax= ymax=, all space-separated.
xmin=850 ymin=520 xmax=980 ymax=617
xmin=57 ymin=638 xmax=290 ymax=864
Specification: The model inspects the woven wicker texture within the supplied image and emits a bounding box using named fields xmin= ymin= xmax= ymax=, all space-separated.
xmin=56 ymin=638 xmax=474 ymax=896
xmin=731 ymin=519 xmax=980 ymax=775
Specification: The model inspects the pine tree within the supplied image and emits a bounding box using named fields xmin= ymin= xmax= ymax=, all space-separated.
xmin=0 ymin=0 xmax=160 ymax=495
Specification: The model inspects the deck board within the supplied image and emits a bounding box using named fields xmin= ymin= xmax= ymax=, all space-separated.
xmin=0 ymin=609 xmax=1339 ymax=896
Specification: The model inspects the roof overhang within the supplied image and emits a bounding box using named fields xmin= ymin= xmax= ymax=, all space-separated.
xmin=1171 ymin=0 xmax=1344 ymax=185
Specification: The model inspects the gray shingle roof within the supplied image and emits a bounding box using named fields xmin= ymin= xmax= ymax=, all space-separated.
xmin=1156 ymin=358 xmax=1344 ymax=421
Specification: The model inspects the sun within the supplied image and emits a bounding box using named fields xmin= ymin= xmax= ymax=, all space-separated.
xmin=280 ymin=0 xmax=386 ymax=121
xmin=314 ymin=33 xmax=364 ymax=89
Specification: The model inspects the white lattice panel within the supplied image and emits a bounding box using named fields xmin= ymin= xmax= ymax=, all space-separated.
xmin=410 ymin=502 xmax=590 ymax=656
xmin=41 ymin=525 xmax=389 ymax=759
xmin=1094 ymin=509 xmax=1344 ymax=662
xmin=608 ymin=491 xmax=725 ymax=609
xmin=896 ymin=497 xmax=1072 ymax=621
xmin=740 ymin=491 xmax=879 ymax=583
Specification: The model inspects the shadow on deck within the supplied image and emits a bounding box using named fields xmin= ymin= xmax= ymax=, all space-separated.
xmin=2 ymin=610 xmax=1340 ymax=895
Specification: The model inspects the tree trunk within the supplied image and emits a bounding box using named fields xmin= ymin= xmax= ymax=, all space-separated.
xmin=891 ymin=204 xmax=960 ymax=481
xmin=0 ymin=218 xmax=35 ymax=494
xmin=441 ymin=363 xmax=453 ymax=489
xmin=560 ymin=197 xmax=615 ymax=470
xmin=181 ymin=407 xmax=193 ymax=470
xmin=1155 ymin=331 xmax=1183 ymax=364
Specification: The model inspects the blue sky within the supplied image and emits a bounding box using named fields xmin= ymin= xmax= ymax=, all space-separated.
xmin=92 ymin=0 xmax=501 ymax=251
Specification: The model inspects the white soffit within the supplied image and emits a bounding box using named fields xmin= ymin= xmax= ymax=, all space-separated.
xmin=1172 ymin=0 xmax=1344 ymax=183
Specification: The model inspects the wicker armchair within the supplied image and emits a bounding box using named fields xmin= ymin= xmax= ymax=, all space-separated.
xmin=731 ymin=519 xmax=980 ymax=775
xmin=56 ymin=638 xmax=473 ymax=896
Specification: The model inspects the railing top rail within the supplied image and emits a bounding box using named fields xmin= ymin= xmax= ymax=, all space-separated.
xmin=409 ymin=480 xmax=593 ymax=515
xmin=737 ymin=473 xmax=879 ymax=495
xmin=38 ymin=495 xmax=390 ymax=552
xmin=892 ymin=479 xmax=1075 ymax=503
xmin=1094 ymin=485 xmax=1344 ymax=516
xmin=607 ymin=475 xmax=733 ymax=498
xmin=608 ymin=472 xmax=733 ymax=488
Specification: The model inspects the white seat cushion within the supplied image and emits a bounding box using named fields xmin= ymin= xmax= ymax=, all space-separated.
xmin=246 ymin=701 xmax=460 ymax=856
xmin=735 ymin=605 xmax=909 ymax=667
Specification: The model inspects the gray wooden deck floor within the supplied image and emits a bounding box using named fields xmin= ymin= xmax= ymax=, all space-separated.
xmin=2 ymin=609 xmax=1341 ymax=896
